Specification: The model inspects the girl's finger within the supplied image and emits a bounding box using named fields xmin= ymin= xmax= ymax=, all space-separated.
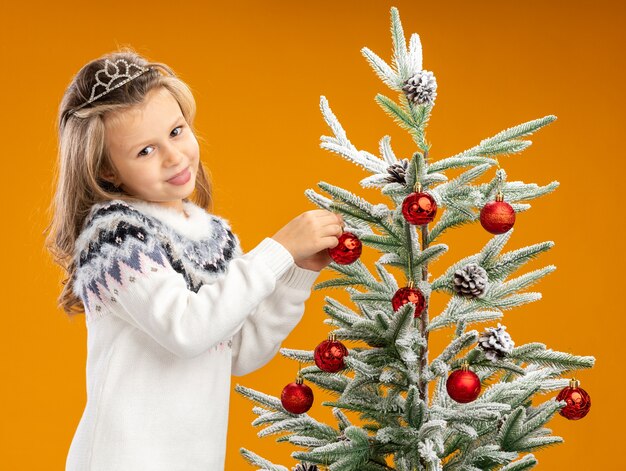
xmin=318 ymin=213 xmax=342 ymax=226
xmin=319 ymin=224 xmax=343 ymax=238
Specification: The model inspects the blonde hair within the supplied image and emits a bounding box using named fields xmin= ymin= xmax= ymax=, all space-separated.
xmin=44 ymin=46 xmax=214 ymax=317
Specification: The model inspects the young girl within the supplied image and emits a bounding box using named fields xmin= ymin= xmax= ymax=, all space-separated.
xmin=47 ymin=47 xmax=344 ymax=470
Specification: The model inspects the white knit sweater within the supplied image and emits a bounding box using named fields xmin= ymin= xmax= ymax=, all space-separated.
xmin=65 ymin=198 xmax=321 ymax=470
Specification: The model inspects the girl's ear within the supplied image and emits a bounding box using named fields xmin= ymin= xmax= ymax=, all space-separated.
xmin=100 ymin=161 xmax=122 ymax=186
xmin=100 ymin=171 xmax=122 ymax=188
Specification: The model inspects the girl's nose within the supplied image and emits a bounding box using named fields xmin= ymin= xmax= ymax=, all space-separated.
xmin=163 ymin=143 xmax=184 ymax=165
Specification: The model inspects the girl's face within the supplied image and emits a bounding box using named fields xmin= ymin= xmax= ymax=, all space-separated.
xmin=102 ymin=86 xmax=200 ymax=213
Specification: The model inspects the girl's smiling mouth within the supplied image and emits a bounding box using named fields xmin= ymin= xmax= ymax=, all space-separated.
xmin=166 ymin=166 xmax=191 ymax=185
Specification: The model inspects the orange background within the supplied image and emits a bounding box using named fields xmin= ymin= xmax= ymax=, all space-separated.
xmin=1 ymin=0 xmax=624 ymax=469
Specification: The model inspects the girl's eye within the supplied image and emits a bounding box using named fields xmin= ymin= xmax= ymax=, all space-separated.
xmin=137 ymin=147 xmax=152 ymax=157
xmin=171 ymin=125 xmax=183 ymax=137
xmin=137 ymin=125 xmax=184 ymax=157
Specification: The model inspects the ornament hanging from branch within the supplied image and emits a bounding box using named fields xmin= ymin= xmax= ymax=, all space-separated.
xmin=480 ymin=191 xmax=516 ymax=234
xmin=281 ymin=363 xmax=314 ymax=414
xmin=392 ymin=280 xmax=425 ymax=318
xmin=400 ymin=157 xmax=437 ymax=225
xmin=314 ymin=332 xmax=349 ymax=373
xmin=402 ymin=184 xmax=437 ymax=225
xmin=446 ymin=362 xmax=481 ymax=403
xmin=328 ymin=230 xmax=362 ymax=265
xmin=556 ymin=378 xmax=591 ymax=420
xmin=480 ymin=165 xmax=516 ymax=234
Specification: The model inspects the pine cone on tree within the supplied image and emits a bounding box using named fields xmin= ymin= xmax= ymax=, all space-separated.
xmin=384 ymin=158 xmax=409 ymax=184
xmin=453 ymin=263 xmax=488 ymax=298
xmin=292 ymin=463 xmax=319 ymax=471
xmin=402 ymin=70 xmax=438 ymax=106
xmin=478 ymin=323 xmax=515 ymax=361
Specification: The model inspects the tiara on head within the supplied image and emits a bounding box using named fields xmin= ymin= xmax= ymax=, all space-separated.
xmin=68 ymin=58 xmax=153 ymax=116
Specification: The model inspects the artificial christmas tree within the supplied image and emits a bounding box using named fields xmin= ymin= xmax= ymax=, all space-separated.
xmin=236 ymin=6 xmax=594 ymax=470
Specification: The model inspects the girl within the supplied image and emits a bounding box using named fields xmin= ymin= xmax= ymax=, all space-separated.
xmin=46 ymin=47 xmax=344 ymax=470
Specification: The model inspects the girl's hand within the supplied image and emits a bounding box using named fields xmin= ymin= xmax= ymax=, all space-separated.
xmin=271 ymin=210 xmax=344 ymax=270
xmin=295 ymin=247 xmax=334 ymax=272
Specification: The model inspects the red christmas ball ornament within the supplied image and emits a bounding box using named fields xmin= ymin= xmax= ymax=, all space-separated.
xmin=281 ymin=371 xmax=314 ymax=414
xmin=392 ymin=282 xmax=425 ymax=318
xmin=480 ymin=192 xmax=516 ymax=234
xmin=446 ymin=364 xmax=481 ymax=403
xmin=328 ymin=231 xmax=362 ymax=265
xmin=314 ymin=333 xmax=349 ymax=373
xmin=402 ymin=191 xmax=437 ymax=225
xmin=556 ymin=378 xmax=591 ymax=420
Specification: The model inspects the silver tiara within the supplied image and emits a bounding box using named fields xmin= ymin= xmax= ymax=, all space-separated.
xmin=68 ymin=59 xmax=152 ymax=116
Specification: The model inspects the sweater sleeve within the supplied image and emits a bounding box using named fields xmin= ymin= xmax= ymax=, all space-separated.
xmin=230 ymin=262 xmax=321 ymax=376
xmin=75 ymin=233 xmax=296 ymax=359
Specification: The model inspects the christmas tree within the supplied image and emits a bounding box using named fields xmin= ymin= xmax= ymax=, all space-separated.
xmin=235 ymin=6 xmax=594 ymax=471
